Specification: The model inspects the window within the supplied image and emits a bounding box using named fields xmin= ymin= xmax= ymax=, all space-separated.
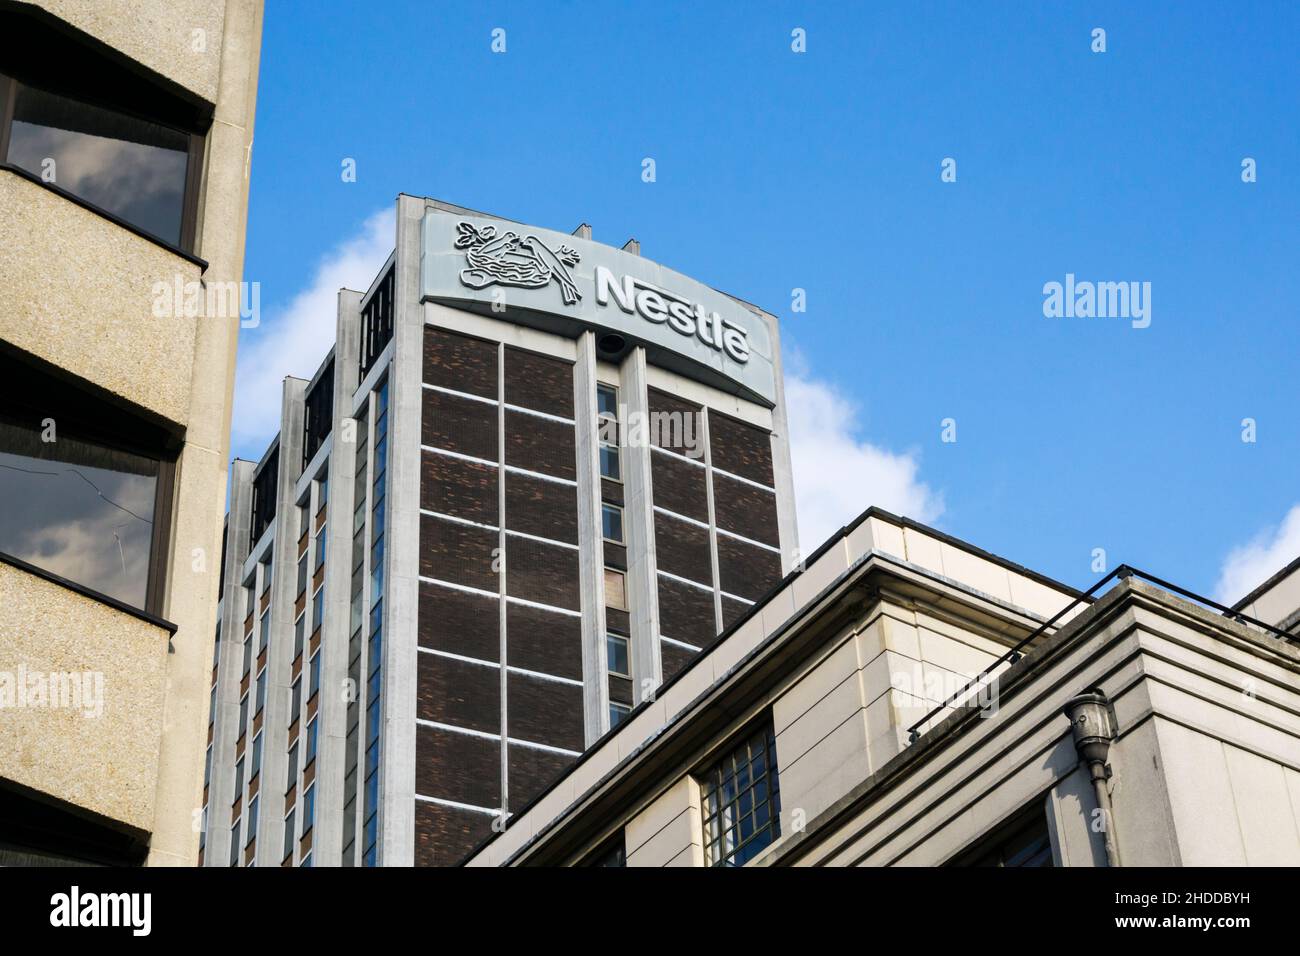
xmin=315 ymin=526 xmax=327 ymax=572
xmin=948 ymin=807 xmax=1054 ymax=868
xmin=584 ymin=835 xmax=627 ymax=868
xmin=246 ymin=796 xmax=259 ymax=846
xmin=250 ymin=449 xmax=278 ymax=547
xmin=283 ymin=809 xmax=295 ymax=862
xmin=233 ymin=757 xmax=244 ymax=801
xmin=609 ymin=701 xmax=631 ymax=728
xmin=0 ymin=6 xmax=208 ymax=251
xmin=250 ymin=733 xmax=262 ymax=780
xmin=254 ymin=668 xmax=266 ymax=715
xmin=296 ymin=552 xmax=308 ymax=597
xmin=237 ymin=694 xmax=248 ymax=738
xmin=258 ymin=610 xmax=270 ymax=654
xmin=302 ymin=359 xmax=335 ymax=468
xmin=359 ymin=267 xmax=395 ymax=377
xmin=309 ymin=651 xmax=321 ymax=700
xmin=229 ymin=819 xmax=240 ymax=867
xmin=597 ymin=383 xmax=621 ymax=481
xmin=293 ymin=613 xmax=305 ymax=661
xmin=306 ymin=718 xmax=318 ymax=765
xmin=597 ymin=383 xmax=619 ymax=419
xmin=286 ymin=742 xmax=298 ymax=792
xmin=0 ymin=351 xmax=175 ymax=611
xmin=601 ymin=503 xmax=624 ymax=544
xmin=606 ymin=631 xmax=630 ymax=678
xmin=701 ymin=722 xmax=782 ymax=867
xmin=242 ymin=634 xmax=252 ymax=677
xmin=311 ymin=588 xmax=324 ymax=633
xmin=290 ymin=678 xmax=301 ymax=726
xmin=604 ymin=568 xmax=627 ymax=611
xmin=303 ymin=785 xmax=316 ymax=833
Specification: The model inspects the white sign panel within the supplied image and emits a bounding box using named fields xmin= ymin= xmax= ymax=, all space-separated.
xmin=420 ymin=212 xmax=776 ymax=404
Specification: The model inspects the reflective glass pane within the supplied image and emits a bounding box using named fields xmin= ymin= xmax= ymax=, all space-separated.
xmin=0 ymin=425 xmax=158 ymax=608
xmin=9 ymin=84 xmax=190 ymax=245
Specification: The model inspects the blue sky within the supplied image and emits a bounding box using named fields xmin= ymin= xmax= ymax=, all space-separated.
xmin=237 ymin=0 xmax=1300 ymax=602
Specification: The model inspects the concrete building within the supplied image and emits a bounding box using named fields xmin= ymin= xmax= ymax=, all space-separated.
xmin=466 ymin=508 xmax=1300 ymax=867
xmin=0 ymin=1 xmax=263 ymax=865
xmin=202 ymin=196 xmax=798 ymax=866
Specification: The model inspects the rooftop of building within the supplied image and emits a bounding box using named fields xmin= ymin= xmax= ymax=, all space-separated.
xmin=463 ymin=503 xmax=1300 ymax=866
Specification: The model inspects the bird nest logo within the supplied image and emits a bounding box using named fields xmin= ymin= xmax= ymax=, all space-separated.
xmin=454 ymin=221 xmax=582 ymax=305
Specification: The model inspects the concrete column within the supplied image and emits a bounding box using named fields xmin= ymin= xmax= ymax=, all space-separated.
xmin=574 ymin=332 xmax=610 ymax=745
xmin=206 ymin=458 xmax=254 ymax=865
xmin=766 ymin=313 xmax=800 ymax=572
xmin=620 ymin=347 xmax=662 ymax=704
xmin=258 ymin=377 xmax=307 ymax=864
xmin=377 ymin=194 xmax=424 ymax=865
xmin=312 ymin=289 xmax=363 ymax=866
xmin=701 ymin=411 xmax=724 ymax=635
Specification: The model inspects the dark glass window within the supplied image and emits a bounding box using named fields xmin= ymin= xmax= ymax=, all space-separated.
xmin=597 ymin=384 xmax=621 ymax=480
xmin=602 ymin=503 xmax=623 ymax=543
xmin=585 ymin=835 xmax=627 ymax=868
xmin=359 ymin=267 xmax=395 ymax=377
xmin=606 ymin=631 xmax=630 ymax=677
xmin=702 ymin=722 xmax=782 ymax=867
xmin=302 ymin=358 xmax=335 ymax=468
xmin=0 ymin=361 xmax=171 ymax=611
xmin=599 ymin=444 xmax=620 ymax=482
xmin=609 ymin=701 xmax=630 ymax=728
xmin=283 ymin=809 xmax=295 ymax=862
xmin=949 ymin=807 xmax=1055 ymax=868
xmin=7 ymin=85 xmax=190 ymax=245
xmin=0 ymin=7 xmax=209 ymax=251
xmin=306 ymin=717 xmax=318 ymax=765
xmin=246 ymin=796 xmax=259 ymax=846
xmin=286 ymin=741 xmax=298 ymax=793
xmin=249 ymin=447 xmax=278 ymax=548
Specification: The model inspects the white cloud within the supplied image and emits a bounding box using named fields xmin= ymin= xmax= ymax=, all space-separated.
xmin=1214 ymin=503 xmax=1300 ymax=605
xmin=232 ymin=207 xmax=396 ymax=451
xmin=785 ymin=372 xmax=943 ymax=556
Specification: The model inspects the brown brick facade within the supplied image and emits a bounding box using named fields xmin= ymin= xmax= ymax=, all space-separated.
xmin=709 ymin=410 xmax=775 ymax=487
xmin=650 ymin=450 xmax=708 ymax=522
xmin=657 ymin=574 xmax=716 ymax=648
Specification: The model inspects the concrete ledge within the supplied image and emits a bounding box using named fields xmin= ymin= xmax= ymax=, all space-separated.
xmin=0 ymin=559 xmax=170 ymax=834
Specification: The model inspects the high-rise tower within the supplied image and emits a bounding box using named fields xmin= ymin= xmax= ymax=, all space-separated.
xmin=204 ymin=196 xmax=797 ymax=866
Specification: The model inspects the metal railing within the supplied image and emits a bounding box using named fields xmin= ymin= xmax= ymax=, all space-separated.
xmin=906 ymin=564 xmax=1297 ymax=745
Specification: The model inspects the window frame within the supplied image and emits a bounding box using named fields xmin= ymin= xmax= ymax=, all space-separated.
xmin=608 ymin=701 xmax=631 ymax=728
xmin=601 ymin=502 xmax=624 ymax=545
xmin=596 ymin=383 xmax=622 ymax=484
xmin=603 ymin=567 xmax=628 ymax=612
xmin=698 ymin=719 xmax=783 ymax=868
xmin=605 ymin=630 xmax=630 ymax=679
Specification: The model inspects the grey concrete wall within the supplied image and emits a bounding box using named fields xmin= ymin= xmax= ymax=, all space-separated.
xmin=205 ymin=458 xmax=254 ymax=865
xmin=378 ymin=195 xmax=423 ymax=865
xmin=574 ymin=332 xmax=610 ymax=746
xmin=620 ymin=347 xmax=662 ymax=705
